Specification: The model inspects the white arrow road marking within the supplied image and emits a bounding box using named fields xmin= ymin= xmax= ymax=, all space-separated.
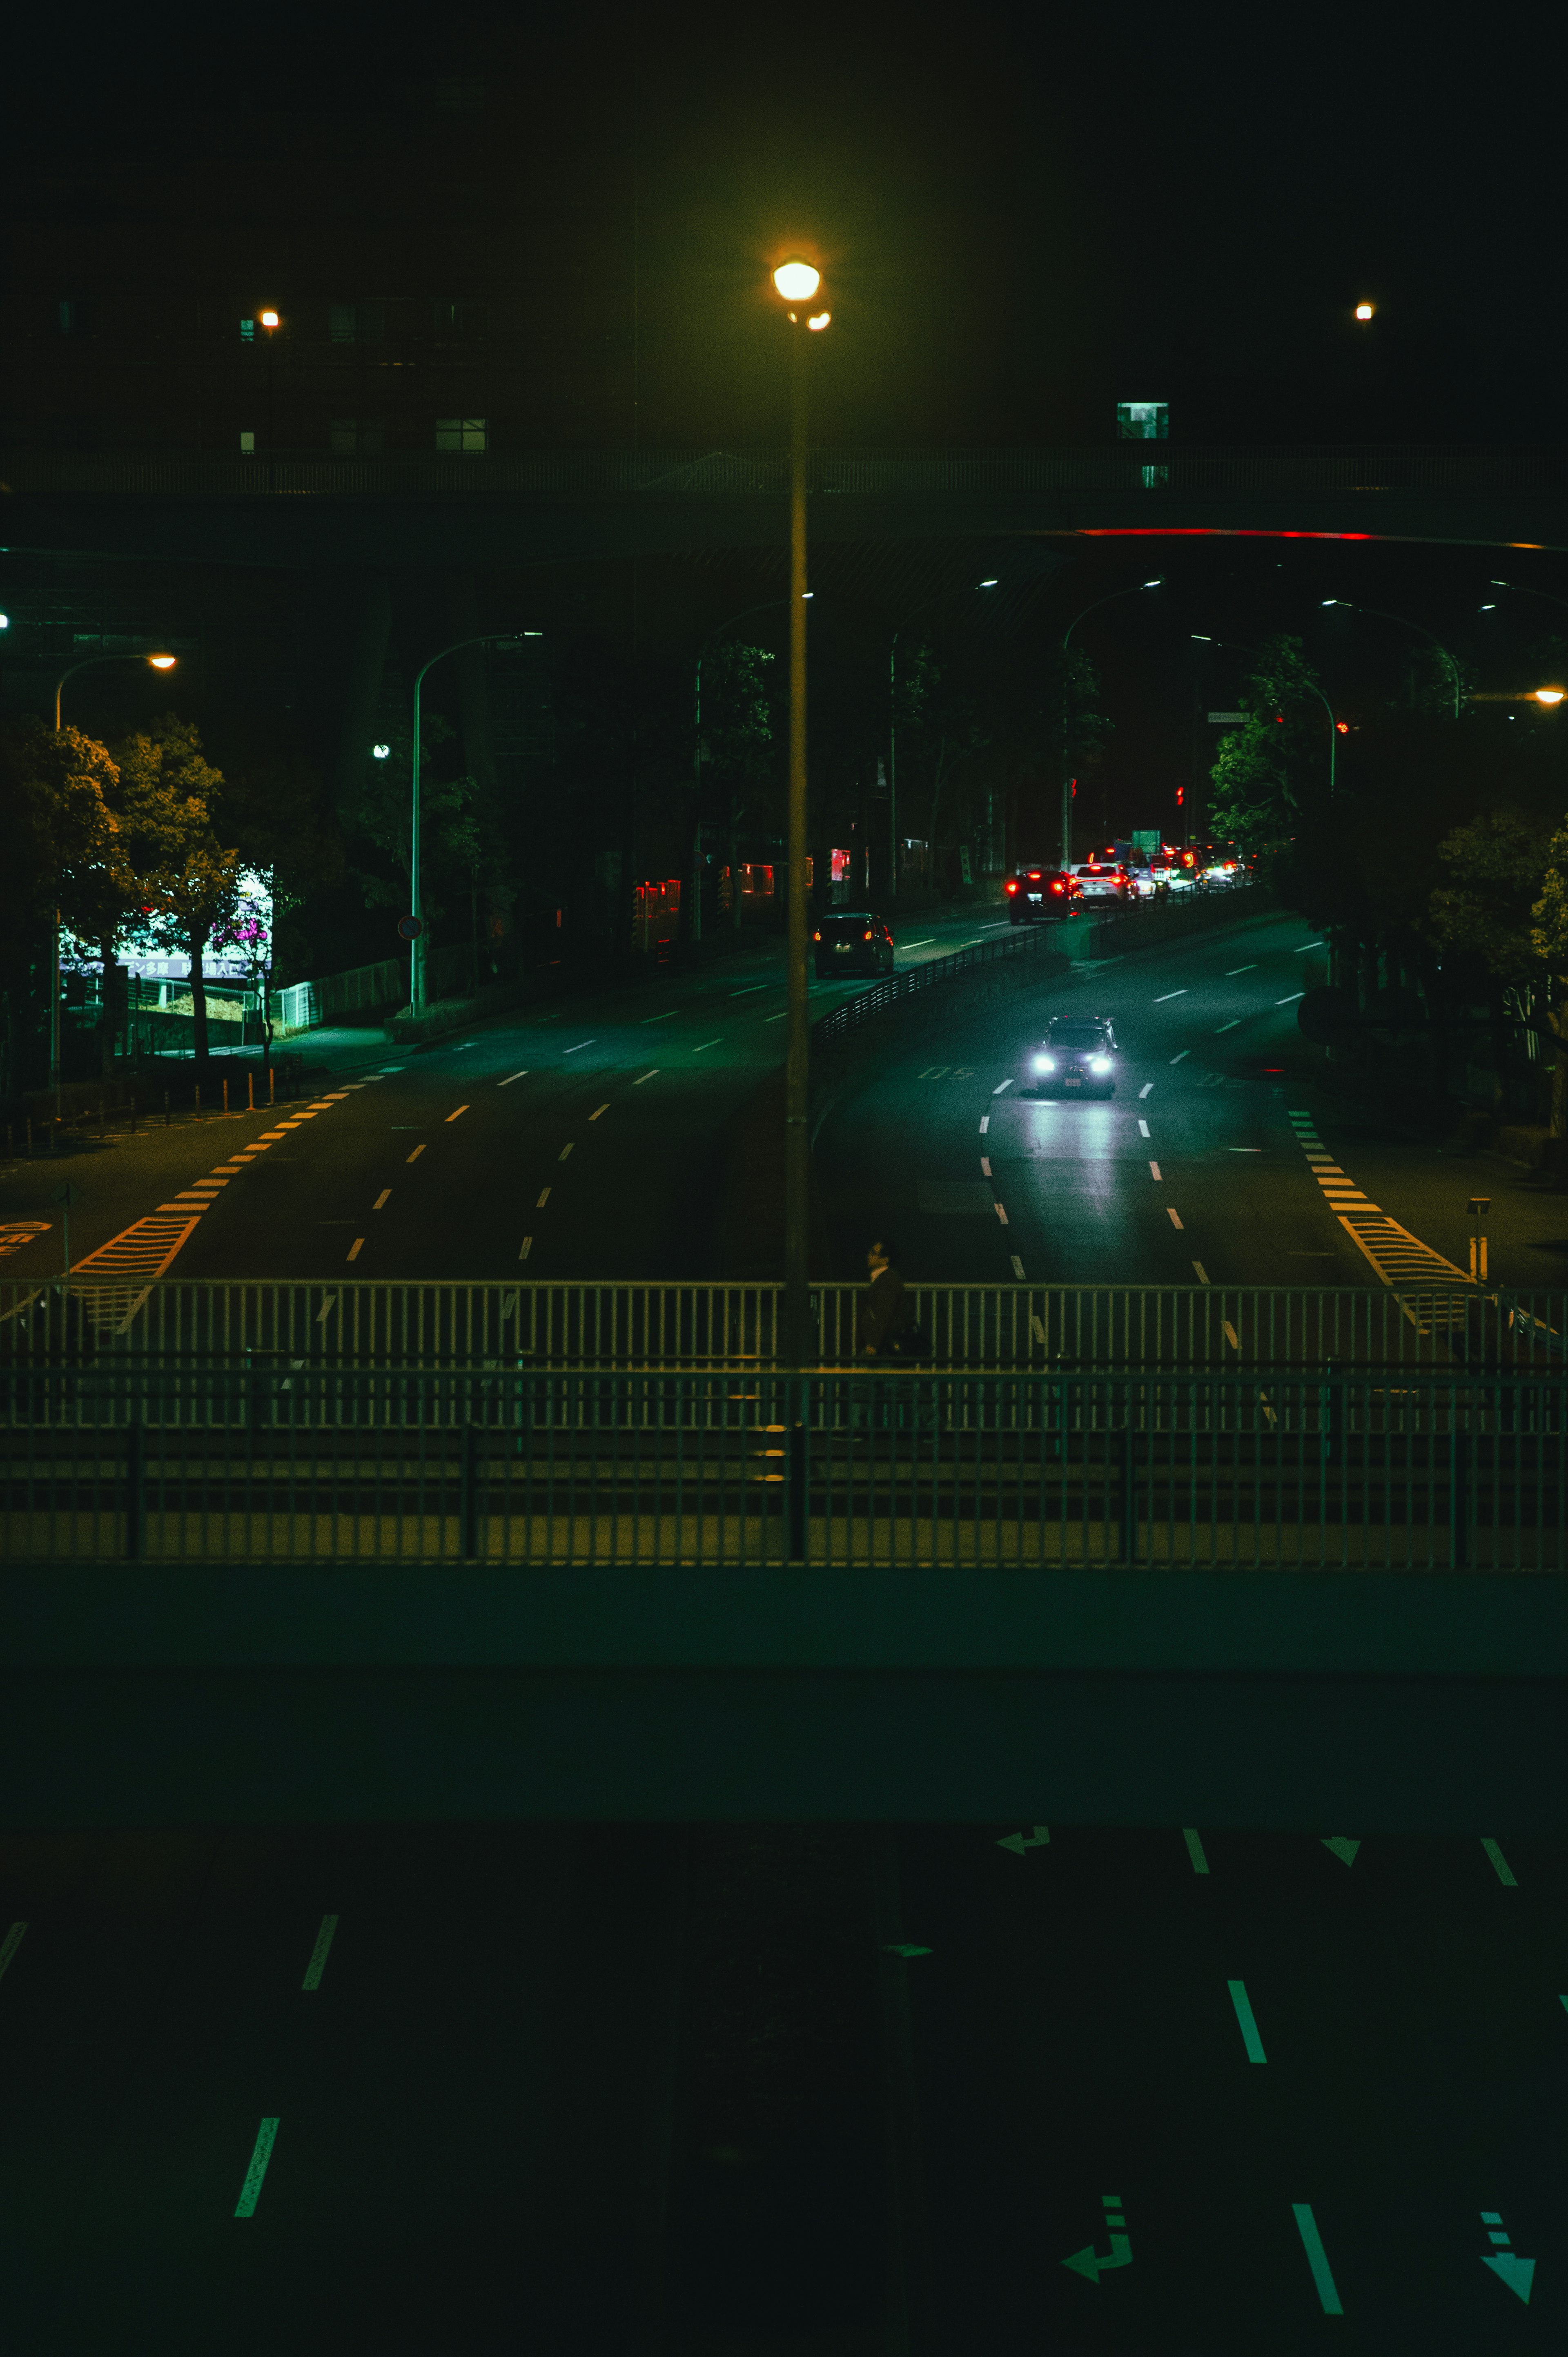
xmin=1480 ymin=2212 xmax=1535 ymax=2304
xmin=996 ymin=1825 xmax=1050 ymax=1855
xmin=1062 ymin=2196 xmax=1131 ymax=2284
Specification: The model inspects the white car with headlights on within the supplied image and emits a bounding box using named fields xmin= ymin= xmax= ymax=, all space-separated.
xmin=1029 ymin=1015 xmax=1118 ymax=1099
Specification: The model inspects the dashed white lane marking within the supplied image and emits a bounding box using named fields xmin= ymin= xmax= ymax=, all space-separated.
xmin=994 ymin=1203 xmax=1009 ymax=1225
xmin=1154 ymin=990 xmax=1187 ymax=1003
xmin=589 ymin=1104 xmax=609 ymax=1120
xmin=559 ymin=1143 xmax=574 ymax=1160
xmin=729 ymin=983 xmax=766 ymax=996
xmin=1225 ymin=965 xmax=1256 ymax=976
xmin=234 ymin=2120 xmax=280 ymax=2218
xmin=519 ymin=1237 xmax=533 ymax=1260
xmin=693 ymin=1038 xmax=722 ymax=1052
xmin=563 ymin=1040 xmax=595 ymax=1053
xmin=1009 ymin=1255 xmax=1026 ymax=1279
xmin=1167 ymin=1208 xmax=1184 ymax=1229
xmin=992 ymin=1078 xmax=1013 ymax=1095
xmin=1214 ymin=1019 xmax=1241 ymax=1033
xmin=980 ymin=1157 xmax=993 ymax=1177
xmin=446 ymin=1105 xmax=469 ymax=1122
xmin=535 ymin=1187 xmax=551 ymax=1208
xmin=1169 ymin=1050 xmax=1189 ymax=1064
xmin=373 ymin=1191 xmax=390 ymax=1209
xmin=0 ymin=1921 xmax=29 ymax=1978
xmin=1138 ymin=1082 xmax=1154 ymax=1098
xmin=302 ymin=1915 xmax=339 ymax=1991
xmin=635 ymin=1070 xmax=659 ymax=1083
xmin=1192 ymin=1261 xmax=1210 ymax=1284
xmin=1481 ymin=1838 xmax=1517 ymax=1886
xmin=1276 ymin=992 xmax=1304 ymax=1005
xmin=346 ymin=1239 xmax=364 ymax=1262
xmin=642 ymin=1010 xmax=677 ymax=1023
xmin=405 ymin=1145 xmax=426 ymax=1162
xmin=978 ymin=1115 xmax=990 ymax=1134
xmin=1149 ymin=1161 xmax=1162 ymax=1179
xmin=763 ymin=1012 xmax=787 ymax=1023
xmin=1295 ymin=939 xmax=1324 ymax=951
xmin=1138 ymin=1120 xmax=1150 ymax=1137
xmin=499 ymin=1070 xmax=529 ymax=1085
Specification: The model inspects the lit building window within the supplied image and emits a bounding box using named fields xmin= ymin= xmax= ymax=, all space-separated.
xmin=1116 ymin=401 xmax=1169 ymax=441
xmin=435 ymin=417 xmax=488 ymax=454
xmin=330 ymin=419 xmax=385 ymax=456
xmin=239 ymin=431 xmax=255 ymax=454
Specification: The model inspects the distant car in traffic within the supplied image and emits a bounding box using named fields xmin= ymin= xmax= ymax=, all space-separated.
xmin=1004 ymin=865 xmax=1080 ymax=923
xmin=1149 ymin=856 xmax=1197 ymax=892
xmin=1071 ymin=861 xmax=1132 ymax=902
xmin=813 ymin=910 xmax=894 ymax=978
xmin=1029 ymin=1013 xmax=1119 ymax=1098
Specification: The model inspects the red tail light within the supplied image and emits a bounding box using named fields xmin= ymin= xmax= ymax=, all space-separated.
xmin=1027 ymin=870 xmax=1042 ymax=881
xmin=1006 ymin=880 xmax=1018 ymax=894
xmin=1051 ymin=879 xmax=1064 ymax=892
xmin=862 ymin=928 xmax=873 ymax=940
xmin=812 ymin=929 xmax=822 ymax=940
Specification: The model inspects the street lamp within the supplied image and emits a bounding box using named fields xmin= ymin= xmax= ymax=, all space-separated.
xmin=770 ymin=254 xmax=829 ymax=1366
xmin=409 ymin=634 xmax=522 ymax=1019
xmin=889 ymin=578 xmax=1000 ymax=898
xmin=1059 ymin=580 xmax=1161 ymax=868
xmin=53 ymin=650 xmax=177 ymax=732
xmin=1319 ymin=598 xmax=1462 ymax=718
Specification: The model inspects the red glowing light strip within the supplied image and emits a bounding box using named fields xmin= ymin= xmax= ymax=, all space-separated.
xmin=1078 ymin=526 xmax=1377 ymax=541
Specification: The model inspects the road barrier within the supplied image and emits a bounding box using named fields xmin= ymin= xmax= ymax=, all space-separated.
xmin=2 ymin=1278 xmax=1564 ymax=1394
xmin=4 ymin=1364 xmax=1561 ymax=1570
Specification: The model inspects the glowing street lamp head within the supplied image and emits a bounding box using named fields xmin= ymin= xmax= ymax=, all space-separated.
xmin=773 ymin=260 xmax=821 ymax=303
xmin=1534 ymin=687 xmax=1565 ymax=705
xmin=147 ymin=654 xmax=177 ymax=671
xmin=259 ymin=309 xmax=280 ymax=329
xmin=1354 ymin=301 xmax=1374 ymax=321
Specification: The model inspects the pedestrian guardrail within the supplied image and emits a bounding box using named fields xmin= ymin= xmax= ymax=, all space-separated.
xmin=2 ymin=1279 xmax=1564 ymax=1392
xmin=4 ymin=1365 xmax=1562 ymax=1570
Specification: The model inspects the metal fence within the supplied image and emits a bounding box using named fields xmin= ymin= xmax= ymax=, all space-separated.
xmin=4 ymin=1365 xmax=1562 ymax=1570
xmin=2 ymin=1280 xmax=1565 ymax=1394
xmin=272 ymin=944 xmax=476 ymax=1032
xmin=815 ymin=886 xmax=1262 ymax=1049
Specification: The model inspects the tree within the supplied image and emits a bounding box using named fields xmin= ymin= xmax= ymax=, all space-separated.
xmin=0 ymin=721 xmax=123 ymax=1092
xmin=697 ymin=642 xmax=777 ymax=929
xmin=1208 ymin=634 xmax=1330 ymax=855
xmin=1427 ymin=809 xmax=1568 ymax=1140
xmin=112 ymin=717 xmax=240 ymax=1064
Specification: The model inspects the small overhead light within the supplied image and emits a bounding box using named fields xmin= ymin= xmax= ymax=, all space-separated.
xmin=1479 ymin=603 xmax=1496 ymax=611
xmin=806 ymin=310 xmax=831 ymax=331
xmin=1335 ymin=720 xmax=1349 ymax=734
xmin=259 ymin=309 xmax=280 ymax=328
xmin=371 ymin=743 xmax=390 ymax=758
xmin=1321 ymin=599 xmax=1339 ymax=607
xmin=0 ymin=614 xmax=8 ymax=630
xmin=523 ymin=629 xmax=543 ymax=636
xmin=801 ymin=591 xmax=813 ymax=599
xmin=978 ymin=578 xmax=999 ymax=588
xmin=1143 ymin=578 xmax=1162 ymax=589
xmin=1354 ymin=302 xmax=1374 ymax=321
xmin=147 ymin=655 xmax=177 ymax=670
xmin=1491 ymin=579 xmax=1508 ymax=588
xmin=1534 ymin=688 xmax=1565 ymax=705
xmin=1191 ymin=634 xmax=1212 ymax=642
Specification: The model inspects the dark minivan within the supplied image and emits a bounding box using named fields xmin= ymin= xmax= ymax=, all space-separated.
xmin=813 ymin=911 xmax=894 ymax=979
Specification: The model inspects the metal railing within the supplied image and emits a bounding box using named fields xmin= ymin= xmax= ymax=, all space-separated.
xmin=815 ymin=885 xmax=1262 ymax=1049
xmin=3 ymin=1280 xmax=1565 ymax=1394
xmin=4 ymin=1365 xmax=1562 ymax=1570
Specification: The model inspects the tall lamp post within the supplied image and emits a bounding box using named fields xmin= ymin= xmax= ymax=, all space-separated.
xmin=1059 ymin=581 xmax=1161 ymax=868
xmin=50 ymin=651 xmax=178 ymax=1105
xmin=888 ymin=578 xmax=999 ymax=898
xmin=1320 ymin=599 xmax=1461 ymax=718
xmin=771 ymin=257 xmax=830 ymax=1365
xmin=409 ymin=634 xmax=521 ymax=1019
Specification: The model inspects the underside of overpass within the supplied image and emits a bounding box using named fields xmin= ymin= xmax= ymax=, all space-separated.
xmin=4 ymin=1565 xmax=1564 ymax=1831
xmin=4 ymin=445 xmax=1567 ymax=567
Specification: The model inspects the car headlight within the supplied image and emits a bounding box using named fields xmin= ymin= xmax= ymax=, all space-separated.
xmin=1089 ymin=1056 xmax=1112 ymax=1074
xmin=1034 ymin=1055 xmax=1055 ymax=1072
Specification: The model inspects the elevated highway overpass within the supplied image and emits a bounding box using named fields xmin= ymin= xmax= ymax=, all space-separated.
xmin=4 ymin=444 xmax=1567 ymax=570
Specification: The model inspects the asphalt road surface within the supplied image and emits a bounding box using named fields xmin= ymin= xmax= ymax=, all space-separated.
xmin=5 ymin=901 xmax=1564 ymax=2351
